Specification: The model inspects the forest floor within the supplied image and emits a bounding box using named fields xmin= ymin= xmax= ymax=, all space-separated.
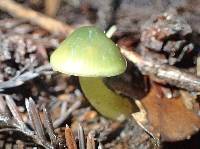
xmin=0 ymin=0 xmax=200 ymax=149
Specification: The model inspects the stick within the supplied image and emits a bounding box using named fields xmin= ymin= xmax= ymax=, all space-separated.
xmin=65 ymin=125 xmax=78 ymax=149
xmin=121 ymin=48 xmax=200 ymax=92
xmin=0 ymin=0 xmax=73 ymax=35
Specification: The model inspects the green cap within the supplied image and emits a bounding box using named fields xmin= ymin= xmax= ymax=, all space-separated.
xmin=50 ymin=26 xmax=126 ymax=77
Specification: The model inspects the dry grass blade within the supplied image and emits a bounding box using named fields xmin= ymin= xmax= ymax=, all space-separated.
xmin=78 ymin=124 xmax=86 ymax=149
xmin=65 ymin=124 xmax=77 ymax=149
xmin=86 ymin=131 xmax=96 ymax=149
xmin=42 ymin=105 xmax=57 ymax=146
xmin=25 ymin=98 xmax=46 ymax=141
xmin=5 ymin=95 xmax=26 ymax=128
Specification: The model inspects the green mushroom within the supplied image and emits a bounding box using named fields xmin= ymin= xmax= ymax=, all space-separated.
xmin=50 ymin=26 xmax=135 ymax=121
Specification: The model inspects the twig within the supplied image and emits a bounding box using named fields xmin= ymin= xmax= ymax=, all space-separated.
xmin=0 ymin=64 xmax=53 ymax=92
xmin=121 ymin=48 xmax=200 ymax=92
xmin=65 ymin=124 xmax=78 ymax=149
xmin=0 ymin=0 xmax=73 ymax=35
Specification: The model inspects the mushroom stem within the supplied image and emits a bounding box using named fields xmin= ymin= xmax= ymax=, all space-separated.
xmin=79 ymin=77 xmax=136 ymax=121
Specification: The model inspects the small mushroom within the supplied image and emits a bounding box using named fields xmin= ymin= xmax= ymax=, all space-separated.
xmin=50 ymin=26 xmax=135 ymax=121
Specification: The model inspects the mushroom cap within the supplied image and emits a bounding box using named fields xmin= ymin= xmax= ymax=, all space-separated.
xmin=50 ymin=26 xmax=127 ymax=77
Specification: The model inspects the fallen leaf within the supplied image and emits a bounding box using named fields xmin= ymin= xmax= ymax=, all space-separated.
xmin=141 ymin=84 xmax=200 ymax=141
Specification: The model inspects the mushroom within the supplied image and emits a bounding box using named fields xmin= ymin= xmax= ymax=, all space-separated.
xmin=50 ymin=26 xmax=135 ymax=121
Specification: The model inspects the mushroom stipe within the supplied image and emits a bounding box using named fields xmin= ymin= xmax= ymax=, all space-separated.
xmin=79 ymin=77 xmax=135 ymax=121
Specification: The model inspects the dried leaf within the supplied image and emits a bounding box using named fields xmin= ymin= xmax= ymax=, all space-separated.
xmin=141 ymin=84 xmax=200 ymax=141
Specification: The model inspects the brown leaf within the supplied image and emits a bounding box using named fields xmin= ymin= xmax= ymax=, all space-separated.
xmin=141 ymin=84 xmax=200 ymax=141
